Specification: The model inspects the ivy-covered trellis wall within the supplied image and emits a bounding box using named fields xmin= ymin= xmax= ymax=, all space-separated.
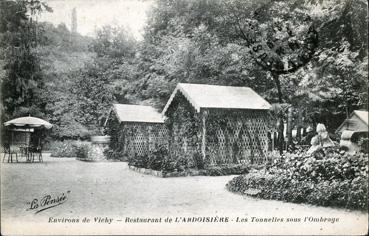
xmin=165 ymin=90 xmax=272 ymax=167
xmin=104 ymin=105 xmax=168 ymax=160
xmin=105 ymin=113 xmax=125 ymax=159
xmin=165 ymin=93 xmax=203 ymax=168
xmin=106 ymin=84 xmax=272 ymax=167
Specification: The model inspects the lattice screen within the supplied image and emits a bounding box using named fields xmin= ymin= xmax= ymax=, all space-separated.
xmin=120 ymin=110 xmax=271 ymax=165
xmin=206 ymin=110 xmax=270 ymax=165
xmin=123 ymin=123 xmax=169 ymax=158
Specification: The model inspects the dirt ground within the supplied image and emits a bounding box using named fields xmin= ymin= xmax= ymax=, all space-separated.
xmin=1 ymin=154 xmax=367 ymax=235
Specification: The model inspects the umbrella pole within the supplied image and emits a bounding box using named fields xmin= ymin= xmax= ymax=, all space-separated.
xmin=11 ymin=131 xmax=13 ymax=163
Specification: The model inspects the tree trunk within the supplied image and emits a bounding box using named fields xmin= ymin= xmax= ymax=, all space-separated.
xmin=296 ymin=109 xmax=303 ymax=142
xmin=286 ymin=106 xmax=293 ymax=147
xmin=271 ymin=73 xmax=284 ymax=154
xmin=201 ymin=111 xmax=206 ymax=161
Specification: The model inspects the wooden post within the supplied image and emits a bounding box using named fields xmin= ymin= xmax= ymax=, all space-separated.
xmin=287 ymin=106 xmax=293 ymax=147
xmin=201 ymin=111 xmax=207 ymax=161
xmin=148 ymin=125 xmax=153 ymax=153
xmin=272 ymin=132 xmax=275 ymax=152
xmin=296 ymin=109 xmax=303 ymax=142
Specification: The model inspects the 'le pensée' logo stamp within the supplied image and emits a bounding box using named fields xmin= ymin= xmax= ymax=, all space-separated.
xmin=26 ymin=191 xmax=70 ymax=214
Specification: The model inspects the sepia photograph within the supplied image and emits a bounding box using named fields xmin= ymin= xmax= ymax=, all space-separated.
xmin=0 ymin=0 xmax=368 ymax=235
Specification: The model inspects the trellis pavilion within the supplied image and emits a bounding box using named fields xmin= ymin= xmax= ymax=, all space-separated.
xmin=162 ymin=83 xmax=272 ymax=166
xmin=104 ymin=104 xmax=168 ymax=160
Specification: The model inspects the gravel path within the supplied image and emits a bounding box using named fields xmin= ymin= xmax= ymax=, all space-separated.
xmin=1 ymin=154 xmax=367 ymax=235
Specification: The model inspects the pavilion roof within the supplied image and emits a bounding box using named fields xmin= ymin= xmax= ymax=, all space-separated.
xmin=112 ymin=104 xmax=164 ymax=123
xmin=162 ymin=83 xmax=271 ymax=114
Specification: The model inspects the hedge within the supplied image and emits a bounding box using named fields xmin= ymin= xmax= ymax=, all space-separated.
xmin=128 ymin=145 xmax=250 ymax=176
xmin=49 ymin=140 xmax=90 ymax=157
xmin=227 ymin=147 xmax=368 ymax=210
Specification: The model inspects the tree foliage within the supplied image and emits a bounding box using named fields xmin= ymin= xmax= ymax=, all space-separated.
xmin=0 ymin=0 xmax=51 ymax=122
xmin=2 ymin=0 xmax=367 ymax=142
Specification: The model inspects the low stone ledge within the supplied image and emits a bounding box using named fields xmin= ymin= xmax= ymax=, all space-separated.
xmin=129 ymin=165 xmax=163 ymax=177
xmin=76 ymin=158 xmax=120 ymax=162
xmin=128 ymin=165 xmax=193 ymax=178
xmin=128 ymin=164 xmax=249 ymax=177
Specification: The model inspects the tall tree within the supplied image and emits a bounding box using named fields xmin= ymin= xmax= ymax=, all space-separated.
xmin=217 ymin=0 xmax=319 ymax=151
xmin=69 ymin=25 xmax=137 ymax=136
xmin=279 ymin=0 xmax=368 ymax=134
xmin=139 ymin=0 xmax=367 ymax=151
xmin=37 ymin=21 xmax=95 ymax=139
xmin=0 ymin=0 xmax=51 ymax=122
xmin=132 ymin=0 xmax=273 ymax=110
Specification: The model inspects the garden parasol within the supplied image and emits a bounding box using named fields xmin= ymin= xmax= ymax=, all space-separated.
xmin=4 ymin=116 xmax=53 ymax=129
xmin=3 ymin=117 xmax=52 ymax=162
xmin=4 ymin=116 xmax=53 ymax=147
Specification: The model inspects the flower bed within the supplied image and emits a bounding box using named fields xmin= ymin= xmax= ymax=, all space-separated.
xmin=128 ymin=164 xmax=250 ymax=177
xmin=128 ymin=165 xmax=184 ymax=177
xmin=227 ymin=147 xmax=368 ymax=210
xmin=128 ymin=145 xmax=250 ymax=176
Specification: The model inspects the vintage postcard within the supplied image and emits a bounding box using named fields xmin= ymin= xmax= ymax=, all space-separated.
xmin=1 ymin=0 xmax=368 ymax=235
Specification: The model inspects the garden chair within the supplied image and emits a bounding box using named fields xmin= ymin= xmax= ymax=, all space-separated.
xmin=29 ymin=145 xmax=43 ymax=162
xmin=19 ymin=145 xmax=30 ymax=160
xmin=2 ymin=143 xmax=19 ymax=163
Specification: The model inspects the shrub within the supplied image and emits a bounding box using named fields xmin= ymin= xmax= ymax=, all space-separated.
xmin=105 ymin=148 xmax=126 ymax=161
xmin=358 ymin=137 xmax=369 ymax=153
xmin=49 ymin=140 xmax=80 ymax=157
xmin=74 ymin=142 xmax=108 ymax=161
xmin=160 ymin=157 xmax=177 ymax=173
xmin=148 ymin=145 xmax=169 ymax=170
xmin=128 ymin=145 xmax=170 ymax=170
xmin=128 ymin=146 xmax=206 ymax=173
xmin=203 ymin=165 xmax=249 ymax=176
xmin=128 ymin=144 xmax=250 ymax=176
xmin=75 ymin=143 xmax=91 ymax=159
xmin=193 ymin=152 xmax=205 ymax=169
xmin=227 ymin=147 xmax=368 ymax=210
xmin=130 ymin=153 xmax=149 ymax=168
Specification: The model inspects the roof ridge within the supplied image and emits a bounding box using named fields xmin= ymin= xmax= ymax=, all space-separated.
xmin=353 ymin=110 xmax=368 ymax=125
xmin=162 ymin=83 xmax=271 ymax=115
xmin=178 ymin=82 xmax=252 ymax=89
xmin=113 ymin=103 xmax=156 ymax=108
xmin=112 ymin=103 xmax=164 ymax=124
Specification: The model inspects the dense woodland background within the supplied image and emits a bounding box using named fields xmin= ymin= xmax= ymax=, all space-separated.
xmin=1 ymin=0 xmax=368 ymax=143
